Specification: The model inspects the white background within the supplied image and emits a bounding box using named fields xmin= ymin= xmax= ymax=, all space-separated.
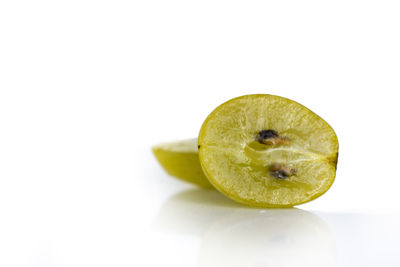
xmin=1 ymin=0 xmax=400 ymax=266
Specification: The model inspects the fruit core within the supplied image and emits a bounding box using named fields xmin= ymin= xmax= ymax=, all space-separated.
xmin=254 ymin=129 xmax=298 ymax=180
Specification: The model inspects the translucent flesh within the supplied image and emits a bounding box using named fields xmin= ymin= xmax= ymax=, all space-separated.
xmin=198 ymin=94 xmax=339 ymax=207
xmin=152 ymin=139 xmax=213 ymax=188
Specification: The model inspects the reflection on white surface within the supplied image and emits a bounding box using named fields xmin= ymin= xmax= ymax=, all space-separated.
xmin=156 ymin=189 xmax=400 ymax=267
xmin=198 ymin=209 xmax=335 ymax=267
xmin=156 ymin=189 xmax=335 ymax=267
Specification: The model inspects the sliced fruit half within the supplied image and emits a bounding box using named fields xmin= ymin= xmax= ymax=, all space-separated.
xmin=198 ymin=94 xmax=339 ymax=207
xmin=152 ymin=139 xmax=212 ymax=188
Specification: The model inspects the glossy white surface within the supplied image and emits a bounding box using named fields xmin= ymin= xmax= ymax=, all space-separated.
xmin=155 ymin=188 xmax=400 ymax=267
xmin=2 ymin=151 xmax=399 ymax=267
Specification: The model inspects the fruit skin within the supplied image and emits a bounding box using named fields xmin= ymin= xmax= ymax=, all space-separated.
xmin=152 ymin=139 xmax=213 ymax=188
xmin=198 ymin=94 xmax=339 ymax=208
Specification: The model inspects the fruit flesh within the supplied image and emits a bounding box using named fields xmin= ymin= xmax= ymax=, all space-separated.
xmin=152 ymin=139 xmax=213 ymax=188
xmin=198 ymin=94 xmax=338 ymax=207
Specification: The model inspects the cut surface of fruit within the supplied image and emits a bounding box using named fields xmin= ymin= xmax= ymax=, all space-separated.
xmin=198 ymin=94 xmax=339 ymax=207
xmin=152 ymin=139 xmax=213 ymax=188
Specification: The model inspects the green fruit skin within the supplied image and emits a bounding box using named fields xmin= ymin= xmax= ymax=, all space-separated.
xmin=152 ymin=147 xmax=213 ymax=188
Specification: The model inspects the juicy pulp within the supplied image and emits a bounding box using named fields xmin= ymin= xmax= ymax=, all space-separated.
xmin=198 ymin=94 xmax=338 ymax=207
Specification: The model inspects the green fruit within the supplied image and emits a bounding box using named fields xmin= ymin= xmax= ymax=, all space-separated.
xmin=198 ymin=94 xmax=338 ymax=207
xmin=152 ymin=139 xmax=212 ymax=188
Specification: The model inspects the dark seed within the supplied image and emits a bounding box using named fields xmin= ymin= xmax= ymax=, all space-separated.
xmin=269 ymin=163 xmax=296 ymax=180
xmin=270 ymin=169 xmax=290 ymax=179
xmin=257 ymin=129 xmax=279 ymax=143
xmin=198 ymin=145 xmax=201 ymax=149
